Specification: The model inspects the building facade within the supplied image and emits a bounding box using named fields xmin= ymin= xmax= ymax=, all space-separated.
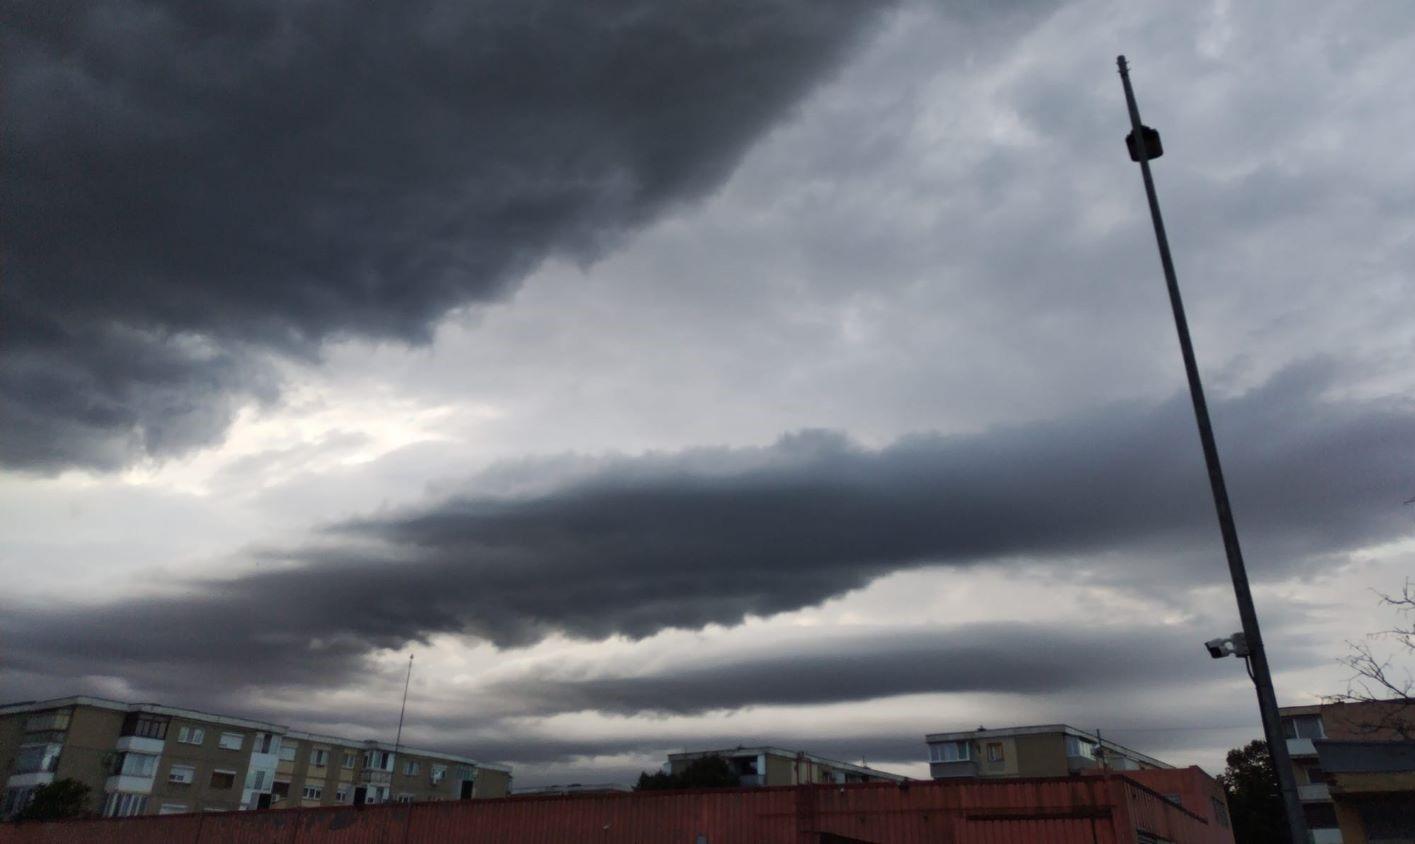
xmin=1280 ymin=699 xmax=1415 ymax=844
xmin=0 ymin=697 xmax=510 ymax=820
xmin=666 ymin=747 xmax=909 ymax=787
xmin=925 ymin=724 xmax=1172 ymax=779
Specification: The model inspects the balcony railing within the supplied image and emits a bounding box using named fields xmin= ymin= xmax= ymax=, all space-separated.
xmin=1286 ymin=738 xmax=1317 ymax=757
xmin=359 ymin=770 xmax=392 ymax=786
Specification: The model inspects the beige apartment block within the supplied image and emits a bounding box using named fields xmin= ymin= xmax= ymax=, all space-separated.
xmin=0 ymin=697 xmax=511 ymax=820
xmin=667 ymin=747 xmax=909 ymax=787
xmin=1278 ymin=699 xmax=1415 ymax=844
xmin=925 ymin=724 xmax=1172 ymax=780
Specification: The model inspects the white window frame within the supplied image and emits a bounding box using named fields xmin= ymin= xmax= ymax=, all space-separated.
xmin=120 ymin=752 xmax=160 ymax=777
xmin=104 ymin=792 xmax=148 ymax=818
xmin=176 ymin=726 xmax=205 ymax=746
xmin=335 ymin=785 xmax=350 ymax=803
xmin=309 ymin=748 xmax=329 ymax=768
xmin=929 ymin=741 xmax=971 ymax=763
xmin=302 ymin=784 xmax=323 ymax=800
xmin=342 ymin=751 xmax=357 ymax=769
xmin=279 ymin=743 xmax=298 ymax=762
xmin=218 ymin=732 xmax=243 ymax=751
xmin=158 ymin=803 xmax=188 ymax=815
xmin=168 ymin=764 xmax=196 ymax=785
xmin=404 ymin=760 xmax=420 ymax=776
xmin=430 ymin=764 xmax=446 ymax=784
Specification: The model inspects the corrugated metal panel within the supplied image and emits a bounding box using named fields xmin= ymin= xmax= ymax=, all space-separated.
xmin=0 ymin=773 xmax=1234 ymax=844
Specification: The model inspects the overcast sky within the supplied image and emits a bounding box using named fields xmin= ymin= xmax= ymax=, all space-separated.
xmin=3 ymin=0 xmax=1414 ymax=787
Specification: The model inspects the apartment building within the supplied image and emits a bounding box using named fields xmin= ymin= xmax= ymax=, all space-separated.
xmin=0 ymin=696 xmax=510 ymax=820
xmin=1279 ymin=699 xmax=1415 ymax=844
xmin=925 ymin=724 xmax=1171 ymax=779
xmin=667 ymin=747 xmax=909 ymax=786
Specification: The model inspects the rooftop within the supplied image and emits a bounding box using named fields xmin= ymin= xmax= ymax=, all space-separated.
xmin=0 ymin=695 xmax=510 ymax=772
xmin=924 ymin=724 xmax=1171 ymax=770
xmin=668 ymin=746 xmax=911 ymax=782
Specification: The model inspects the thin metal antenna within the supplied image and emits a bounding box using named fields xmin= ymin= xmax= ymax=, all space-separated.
xmin=393 ymin=653 xmax=414 ymax=766
xmin=1116 ymin=54 xmax=1307 ymax=843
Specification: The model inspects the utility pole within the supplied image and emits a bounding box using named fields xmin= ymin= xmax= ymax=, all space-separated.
xmin=1115 ymin=55 xmax=1307 ymax=843
xmin=393 ymin=653 xmax=414 ymax=766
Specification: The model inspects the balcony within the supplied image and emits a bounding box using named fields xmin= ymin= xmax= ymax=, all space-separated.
xmin=1286 ymin=738 xmax=1317 ymax=757
xmin=1297 ymin=782 xmax=1331 ymax=802
xmin=359 ymin=770 xmax=392 ymax=786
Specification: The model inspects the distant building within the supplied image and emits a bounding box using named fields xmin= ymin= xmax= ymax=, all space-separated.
xmin=667 ymin=747 xmax=909 ymax=786
xmin=0 ymin=696 xmax=511 ymax=820
xmin=512 ymin=783 xmax=631 ymax=796
xmin=1279 ymin=699 xmax=1415 ymax=844
xmin=925 ymin=724 xmax=1171 ymax=779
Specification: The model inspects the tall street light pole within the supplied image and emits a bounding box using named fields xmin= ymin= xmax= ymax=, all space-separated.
xmin=1115 ymin=55 xmax=1308 ymax=843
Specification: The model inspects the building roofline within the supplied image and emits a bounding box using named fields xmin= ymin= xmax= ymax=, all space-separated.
xmin=0 ymin=696 xmax=510 ymax=773
xmin=666 ymin=747 xmax=911 ymax=782
xmin=923 ymin=724 xmax=1172 ymax=770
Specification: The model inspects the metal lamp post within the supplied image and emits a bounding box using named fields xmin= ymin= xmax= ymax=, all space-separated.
xmin=1115 ymin=55 xmax=1308 ymax=843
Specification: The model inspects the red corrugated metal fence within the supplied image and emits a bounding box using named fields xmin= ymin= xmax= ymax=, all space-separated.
xmin=0 ymin=773 xmax=1234 ymax=843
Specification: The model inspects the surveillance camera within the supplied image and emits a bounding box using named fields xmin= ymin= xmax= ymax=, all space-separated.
xmin=1205 ymin=637 xmax=1231 ymax=659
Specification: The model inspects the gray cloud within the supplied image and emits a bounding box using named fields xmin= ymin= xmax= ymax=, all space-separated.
xmin=2 ymin=361 xmax=1410 ymax=698
xmin=482 ymin=623 xmax=1327 ymax=717
xmin=0 ymin=0 xmax=887 ymax=471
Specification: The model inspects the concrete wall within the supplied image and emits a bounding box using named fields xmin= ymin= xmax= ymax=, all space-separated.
xmin=1014 ymin=733 xmax=1070 ymax=777
xmin=148 ymin=717 xmax=253 ymax=814
xmin=53 ymin=706 xmax=123 ymax=814
xmin=473 ymin=768 xmax=512 ymax=798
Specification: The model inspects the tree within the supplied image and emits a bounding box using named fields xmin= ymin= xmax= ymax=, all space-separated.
xmin=1328 ymin=578 xmax=1414 ymax=738
xmin=635 ymin=756 xmax=740 ymax=791
xmin=13 ymin=779 xmax=93 ymax=822
xmin=1217 ymin=740 xmax=1286 ymax=844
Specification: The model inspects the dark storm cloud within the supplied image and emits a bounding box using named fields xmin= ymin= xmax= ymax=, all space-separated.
xmin=0 ymin=0 xmax=887 ymax=471
xmin=2 ymin=360 xmax=1411 ymax=696
xmin=483 ymin=623 xmax=1327 ymax=717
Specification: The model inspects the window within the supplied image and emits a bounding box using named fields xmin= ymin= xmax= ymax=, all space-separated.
xmin=342 ymin=751 xmax=357 ymax=769
xmin=104 ymin=792 xmax=148 ymax=818
xmin=218 ymin=732 xmax=244 ymax=750
xmin=1211 ymin=797 xmax=1230 ymax=828
xmin=272 ymin=781 xmax=290 ymax=801
xmin=279 ymin=743 xmax=298 ymax=762
xmin=13 ymin=744 xmax=62 ymax=774
xmin=1065 ymin=735 xmax=1096 ymax=758
xmin=209 ymin=770 xmax=237 ymax=790
xmin=24 ymin=711 xmax=71 ymax=732
xmin=986 ymin=742 xmax=1004 ymax=763
xmin=929 ymin=741 xmax=970 ymax=763
xmin=396 ymin=794 xmax=414 ymax=804
xmin=247 ymin=769 xmax=266 ymax=791
xmin=254 ymin=733 xmax=275 ymax=753
xmin=404 ymin=760 xmax=420 ymax=776
xmin=430 ymin=765 xmax=447 ymax=784
xmin=1304 ymin=765 xmax=1328 ymax=785
xmin=364 ymin=750 xmax=393 ymax=771
xmin=1282 ymin=715 xmax=1325 ymax=740
xmin=121 ymin=713 xmax=169 ymax=740
xmin=176 ymin=726 xmax=205 ymax=745
xmin=309 ymin=749 xmax=329 ymax=768
xmin=335 ymin=785 xmax=350 ymax=803
xmin=302 ymin=785 xmax=323 ymax=800
xmin=159 ymin=803 xmax=188 ymax=815
xmin=118 ymin=752 xmax=159 ymax=777
xmin=168 ymin=765 xmax=196 ymax=785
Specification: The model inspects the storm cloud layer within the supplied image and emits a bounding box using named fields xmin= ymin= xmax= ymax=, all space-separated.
xmin=1 ymin=0 xmax=885 ymax=471
xmin=4 ymin=362 xmax=1411 ymax=700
